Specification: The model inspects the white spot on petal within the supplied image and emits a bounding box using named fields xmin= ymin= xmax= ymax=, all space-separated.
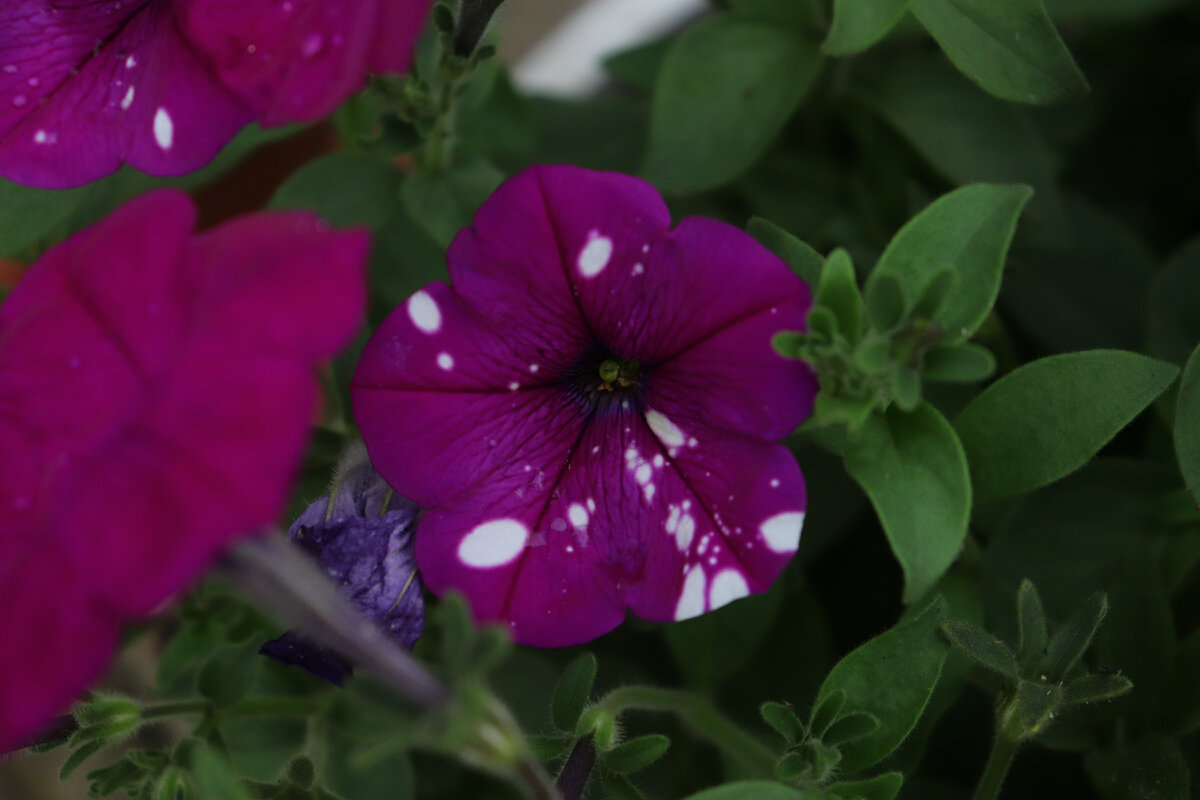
xmin=153 ymin=107 xmax=173 ymax=150
xmin=676 ymin=515 xmax=695 ymax=551
xmin=33 ymin=130 xmax=47 ymax=144
xmin=458 ymin=519 xmax=528 ymax=568
xmin=120 ymin=86 xmax=135 ymax=110
xmin=529 ymin=363 xmax=540 ymax=373
xmin=436 ymin=352 xmax=454 ymax=370
xmin=408 ymin=290 xmax=441 ymax=334
xmin=587 ymin=498 xmax=596 ymax=513
xmin=675 ymin=566 xmax=707 ymax=620
xmin=578 ymin=231 xmax=613 ymax=278
xmin=631 ymin=262 xmax=645 ymax=276
xmin=645 ymin=409 xmax=685 ymax=449
xmin=568 ymin=503 xmax=589 ymax=529
xmin=760 ymin=512 xmax=805 ymax=553
xmin=709 ymin=570 xmax=750 ymax=610
xmin=125 ymin=55 xmax=137 ymax=69
xmin=508 ymin=381 xmax=520 ymax=391
xmin=635 ymin=464 xmax=652 ymax=485
xmin=770 ymin=479 xmax=780 ymax=488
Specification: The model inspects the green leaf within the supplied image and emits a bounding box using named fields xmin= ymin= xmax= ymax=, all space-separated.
xmin=1010 ymin=677 xmax=1063 ymax=736
xmin=399 ymin=157 xmax=505 ymax=247
xmin=823 ymin=0 xmax=912 ymax=55
xmin=1016 ymin=580 xmax=1048 ymax=674
xmin=844 ymin=403 xmax=972 ymax=602
xmin=955 ymin=350 xmax=1179 ymax=498
xmin=865 ymin=274 xmax=906 ymax=334
xmin=760 ymin=702 xmax=805 ymax=745
xmin=828 ymin=771 xmax=904 ymax=800
xmin=680 ymin=781 xmax=816 ymax=800
xmin=551 ymin=652 xmax=598 ymax=733
xmin=0 ymin=178 xmax=94 ymax=258
xmin=1062 ymin=673 xmax=1133 ymax=706
xmin=822 ymin=711 xmax=881 ymax=746
xmin=774 ymin=752 xmax=810 ymax=783
xmin=940 ymin=618 xmax=1020 ymax=679
xmin=810 ymin=690 xmax=847 ymax=737
xmin=1148 ymin=239 xmax=1200 ymax=366
xmin=269 ymin=152 xmax=402 ymax=228
xmin=748 ymin=217 xmax=823 ymax=286
xmin=526 ymin=734 xmax=573 ymax=760
xmin=921 ymin=343 xmax=996 ymax=383
xmin=909 ymin=0 xmax=1089 ymax=104
xmin=602 ymin=735 xmax=670 ymax=774
xmin=816 ymin=249 xmax=863 ymax=344
xmin=1044 ymin=593 xmax=1107 ymax=682
xmin=813 ymin=598 xmax=950 ymax=772
xmin=602 ymin=772 xmax=649 ymax=800
xmin=1174 ymin=342 xmax=1200 ymax=505
xmin=59 ymin=740 xmax=106 ymax=780
xmin=197 ymin=643 xmax=260 ymax=710
xmin=1084 ymin=736 xmax=1191 ymax=800
xmin=644 ymin=16 xmax=821 ymax=194
xmin=866 ymin=183 xmax=1032 ymax=341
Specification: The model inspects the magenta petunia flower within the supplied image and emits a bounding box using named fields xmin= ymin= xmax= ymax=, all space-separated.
xmin=352 ymin=165 xmax=817 ymax=647
xmin=0 ymin=0 xmax=429 ymax=188
xmin=0 ymin=189 xmax=367 ymax=749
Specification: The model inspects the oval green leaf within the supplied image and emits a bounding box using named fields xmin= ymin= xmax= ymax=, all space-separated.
xmin=814 ymin=598 xmax=950 ymax=772
xmin=823 ymin=0 xmax=912 ymax=55
xmin=844 ymin=403 xmax=972 ymax=602
xmin=681 ymin=782 xmax=818 ymax=800
xmin=644 ymin=16 xmax=820 ymax=194
xmin=955 ymin=350 xmax=1179 ymax=498
xmin=1175 ymin=342 xmax=1200 ymax=506
xmin=910 ymin=0 xmax=1089 ymax=104
xmin=866 ymin=183 xmax=1032 ymax=341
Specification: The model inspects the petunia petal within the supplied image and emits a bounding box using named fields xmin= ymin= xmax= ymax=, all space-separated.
xmin=0 ymin=2 xmax=249 ymax=187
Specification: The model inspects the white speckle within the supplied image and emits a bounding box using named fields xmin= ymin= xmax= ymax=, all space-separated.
xmin=523 ymin=464 xmax=532 ymax=472
xmin=436 ymin=352 xmax=454 ymax=370
xmin=645 ymin=409 xmax=685 ymax=449
xmin=644 ymin=484 xmax=656 ymax=503
xmin=301 ymin=32 xmax=324 ymax=58
xmin=641 ymin=243 xmax=650 ymax=253
xmin=709 ymin=570 xmax=750 ymax=610
xmin=578 ymin=231 xmax=613 ymax=278
xmin=676 ymin=515 xmax=695 ymax=551
xmin=587 ymin=498 xmax=596 ymax=513
xmin=665 ymin=505 xmax=681 ymax=534
xmin=152 ymin=107 xmax=173 ymax=150
xmin=568 ymin=503 xmax=589 ymax=529
xmin=687 ymin=437 xmax=698 ymax=448
xmin=408 ymin=290 xmax=441 ymax=334
xmin=120 ymin=86 xmax=135 ymax=110
xmin=591 ymin=445 xmax=600 ymax=455
xmin=760 ymin=512 xmax=805 ymax=553
xmin=11 ymin=94 xmax=26 ymax=107
xmin=458 ymin=519 xmax=528 ymax=567
xmin=246 ymin=44 xmax=257 ymax=54
xmin=565 ymin=545 xmax=574 ymax=553
xmin=652 ymin=454 xmax=664 ymax=468
xmin=675 ymin=567 xmax=707 ymax=620
xmin=2 ymin=65 xmax=15 ymax=75
xmin=508 ymin=381 xmax=520 ymax=391
xmin=125 ymin=55 xmax=136 ymax=68
xmin=27 ymin=77 xmax=38 ymax=87
xmin=770 ymin=479 xmax=780 ymax=488
xmin=635 ymin=464 xmax=652 ymax=485
xmin=33 ymin=130 xmax=47 ymax=144
xmin=529 ymin=363 xmax=540 ymax=373
xmin=625 ymin=447 xmax=638 ymax=463
xmin=631 ymin=262 xmax=645 ymax=276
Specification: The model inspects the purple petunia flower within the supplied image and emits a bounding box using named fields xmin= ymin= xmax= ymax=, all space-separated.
xmin=352 ymin=165 xmax=817 ymax=647
xmin=261 ymin=443 xmax=424 ymax=685
xmin=0 ymin=189 xmax=367 ymax=749
xmin=0 ymin=0 xmax=429 ymax=188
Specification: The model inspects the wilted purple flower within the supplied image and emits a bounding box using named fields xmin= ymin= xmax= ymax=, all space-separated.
xmin=352 ymin=165 xmax=817 ymax=647
xmin=0 ymin=0 xmax=429 ymax=187
xmin=261 ymin=444 xmax=424 ymax=684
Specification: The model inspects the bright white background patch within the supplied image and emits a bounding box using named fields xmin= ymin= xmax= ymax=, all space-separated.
xmin=760 ymin=511 xmax=805 ymax=553
xmin=675 ymin=567 xmax=707 ymax=620
xmin=458 ymin=519 xmax=529 ymax=567
xmin=578 ymin=232 xmax=613 ymax=278
xmin=408 ymin=290 xmax=442 ymax=333
xmin=709 ymin=569 xmax=750 ymax=610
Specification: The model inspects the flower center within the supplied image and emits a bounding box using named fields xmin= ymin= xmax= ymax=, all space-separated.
xmin=563 ymin=346 xmax=646 ymax=412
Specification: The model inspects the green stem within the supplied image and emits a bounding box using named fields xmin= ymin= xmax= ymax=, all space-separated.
xmin=598 ymin=686 xmax=777 ymax=777
xmin=972 ymin=730 xmax=1021 ymax=800
xmin=140 ymin=696 xmax=321 ymax=723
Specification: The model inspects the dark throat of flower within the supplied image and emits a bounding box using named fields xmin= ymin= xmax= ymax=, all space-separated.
xmin=561 ymin=343 xmax=648 ymax=414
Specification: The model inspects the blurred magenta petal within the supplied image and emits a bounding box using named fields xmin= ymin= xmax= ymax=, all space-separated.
xmin=0 ymin=0 xmax=429 ymax=187
xmin=0 ymin=189 xmax=367 ymax=749
xmin=353 ymin=164 xmax=816 ymax=647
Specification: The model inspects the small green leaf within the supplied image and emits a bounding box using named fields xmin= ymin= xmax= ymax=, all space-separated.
xmin=1062 ymin=673 xmax=1133 ymax=706
xmin=1009 ymin=678 xmax=1063 ymax=737
xmin=59 ymin=740 xmax=105 ymax=780
xmin=940 ymin=618 xmax=1020 ymax=679
xmin=921 ymin=343 xmax=996 ymax=383
xmin=602 ymin=735 xmax=670 ymax=774
xmin=644 ymin=16 xmax=821 ymax=193
xmin=399 ymin=157 xmax=505 ymax=247
xmin=774 ymin=752 xmax=810 ymax=783
xmin=828 ymin=771 xmax=904 ymax=800
xmin=810 ymin=690 xmax=847 ymax=737
xmin=822 ymin=711 xmax=881 ymax=746
xmin=761 ymin=701 xmax=805 ymax=745
xmin=552 ymin=653 xmax=598 ymax=733
xmin=601 ymin=772 xmax=649 ymax=800
xmin=1016 ymin=580 xmax=1049 ymax=674
xmin=773 ymin=331 xmax=807 ymax=359
xmin=748 ymin=217 xmax=823 ymax=286
xmin=814 ymin=598 xmax=950 ymax=772
xmin=816 ymin=249 xmax=863 ymax=344
xmin=955 ymin=350 xmax=1179 ymax=498
xmin=191 ymin=744 xmax=252 ymax=800
xmin=910 ymin=0 xmax=1089 ymax=104
xmin=1084 ymin=736 xmax=1191 ymax=800
xmin=681 ymin=781 xmax=816 ymax=800
xmin=865 ymin=274 xmax=906 ymax=333
xmin=844 ymin=403 xmax=972 ymax=602
xmin=527 ymin=734 xmax=573 ymax=760
xmin=866 ymin=183 xmax=1032 ymax=342
xmin=1174 ymin=341 xmax=1200 ymax=505
xmin=153 ymin=767 xmax=194 ymax=800
xmin=1044 ymin=592 xmax=1107 ymax=682
xmin=823 ymin=0 xmax=912 ymax=55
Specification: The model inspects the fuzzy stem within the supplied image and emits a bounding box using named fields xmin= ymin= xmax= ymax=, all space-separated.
xmin=598 ymin=686 xmax=776 ymax=777
xmin=972 ymin=729 xmax=1022 ymax=800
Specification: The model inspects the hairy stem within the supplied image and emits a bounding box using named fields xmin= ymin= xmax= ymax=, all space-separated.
xmin=972 ymin=729 xmax=1021 ymax=800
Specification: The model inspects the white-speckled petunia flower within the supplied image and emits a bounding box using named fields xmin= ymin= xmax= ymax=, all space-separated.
xmin=352 ymin=164 xmax=817 ymax=647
